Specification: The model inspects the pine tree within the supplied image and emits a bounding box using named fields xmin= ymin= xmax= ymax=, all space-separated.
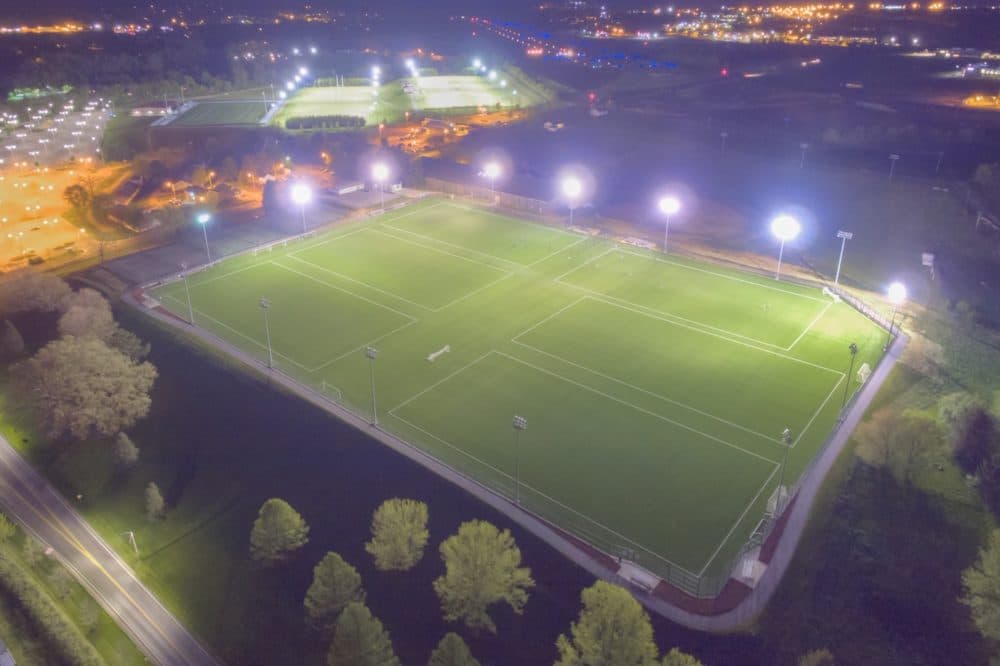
xmin=304 ymin=552 xmax=365 ymax=633
xmin=327 ymin=602 xmax=399 ymax=666
xmin=428 ymin=632 xmax=479 ymax=666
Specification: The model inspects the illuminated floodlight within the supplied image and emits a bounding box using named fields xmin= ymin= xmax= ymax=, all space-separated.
xmin=310 ymin=46 xmax=318 ymax=54
xmin=372 ymin=162 xmax=390 ymax=210
xmin=372 ymin=65 xmax=381 ymax=77
xmin=484 ymin=162 xmax=501 ymax=180
xmin=473 ymin=58 xmax=482 ymax=68
xmin=196 ymin=212 xmax=212 ymax=261
xmin=406 ymin=58 xmax=415 ymax=69
xmin=278 ymin=90 xmax=287 ymax=99
xmin=887 ymin=281 xmax=907 ymax=305
xmin=480 ymin=65 xmax=487 ymax=72
xmin=561 ymin=176 xmax=582 ymax=200
xmin=292 ymin=47 xmax=300 ymax=55
xmin=500 ymin=80 xmax=507 ymax=87
xmin=286 ymin=81 xmax=295 ymax=91
xmin=299 ymin=66 xmax=308 ymax=76
xmin=290 ymin=182 xmax=312 ymax=206
xmin=658 ymin=195 xmax=680 ymax=216
xmin=294 ymin=75 xmax=301 ymax=83
xmin=770 ymin=214 xmax=800 ymax=281
xmin=196 ymin=212 xmax=211 ymax=225
xmin=488 ymin=70 xmax=498 ymax=80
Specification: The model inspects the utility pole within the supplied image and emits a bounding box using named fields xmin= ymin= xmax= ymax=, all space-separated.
xmin=366 ymin=346 xmax=378 ymax=425
xmin=842 ymin=342 xmax=858 ymax=409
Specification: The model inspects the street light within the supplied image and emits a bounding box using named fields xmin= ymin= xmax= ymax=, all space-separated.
xmin=657 ymin=195 xmax=681 ymax=254
xmin=834 ymin=230 xmax=853 ymax=286
xmin=372 ymin=162 xmax=389 ymax=210
xmin=770 ymin=214 xmax=800 ymax=281
xmin=483 ymin=161 xmax=500 ymax=199
xmin=366 ymin=346 xmax=378 ymax=425
xmin=886 ymin=281 xmax=907 ymax=348
xmin=561 ymin=176 xmax=582 ymax=226
xmin=291 ymin=183 xmax=312 ymax=233
xmin=196 ymin=212 xmax=211 ymax=262
xmin=512 ymin=415 xmax=528 ymax=505
xmin=777 ymin=428 xmax=793 ymax=513
xmin=842 ymin=342 xmax=859 ymax=409
xmin=260 ymin=297 xmax=273 ymax=369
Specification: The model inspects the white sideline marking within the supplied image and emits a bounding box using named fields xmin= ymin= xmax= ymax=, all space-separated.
xmin=551 ymin=247 xmax=617 ymax=283
xmin=270 ymin=261 xmax=416 ymax=321
xmin=791 ymin=373 xmax=845 ymax=450
xmin=379 ymin=223 xmax=525 ymax=267
xmin=389 ymin=349 xmax=780 ymax=578
xmin=368 ymin=228 xmax=510 ymax=273
xmin=526 ymin=236 xmax=589 ymax=267
xmin=448 ymin=201 xmax=581 ymax=240
xmin=285 ymin=253 xmax=434 ymax=312
xmin=616 ymin=247 xmax=829 ymax=303
xmin=786 ymin=301 xmax=832 ymax=351
xmin=698 ymin=465 xmax=780 ymax=577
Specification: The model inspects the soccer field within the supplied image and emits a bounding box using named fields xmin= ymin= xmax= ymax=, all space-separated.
xmin=171 ymin=101 xmax=269 ymax=126
xmin=151 ymin=198 xmax=885 ymax=592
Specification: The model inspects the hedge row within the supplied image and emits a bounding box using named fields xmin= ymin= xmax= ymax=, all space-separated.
xmin=0 ymin=554 xmax=105 ymax=666
xmin=285 ymin=115 xmax=366 ymax=130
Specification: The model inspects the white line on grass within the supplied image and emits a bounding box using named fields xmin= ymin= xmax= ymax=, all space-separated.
xmin=581 ymin=295 xmax=844 ymax=376
xmin=388 ymin=352 xmax=495 ymax=413
xmin=160 ymin=293 xmax=313 ymax=371
xmin=550 ymin=247 xmax=618 ymax=283
xmin=492 ymin=350 xmax=779 ymax=465
xmin=367 ymin=228 xmax=510 ymax=273
xmin=526 ymin=236 xmax=590 ymax=268
xmin=697 ymin=464 xmax=780 ymax=577
xmin=448 ymin=202 xmax=581 ymax=241
xmin=616 ymin=247 xmax=829 ymax=303
xmin=284 ymin=254 xmax=434 ymax=312
xmin=378 ymin=222 xmax=526 ymax=268
xmin=270 ymin=260 xmax=418 ymax=321
xmin=309 ymin=317 xmax=419 ymax=373
xmin=785 ymin=301 xmax=832 ymax=351
xmin=791 ymin=373 xmax=845 ymax=450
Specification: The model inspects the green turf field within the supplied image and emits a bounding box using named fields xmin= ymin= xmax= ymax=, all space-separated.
xmin=151 ymin=198 xmax=886 ymax=592
xmin=171 ymin=101 xmax=269 ymax=126
xmin=271 ymin=83 xmax=408 ymax=127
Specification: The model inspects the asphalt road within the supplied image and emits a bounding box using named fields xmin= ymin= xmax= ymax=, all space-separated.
xmin=0 ymin=434 xmax=217 ymax=666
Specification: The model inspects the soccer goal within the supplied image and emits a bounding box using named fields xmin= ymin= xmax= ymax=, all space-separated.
xmin=857 ymin=362 xmax=872 ymax=384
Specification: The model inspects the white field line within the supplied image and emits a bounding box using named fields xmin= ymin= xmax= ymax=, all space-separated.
xmin=448 ymin=201 xmax=581 ymax=241
xmin=785 ymin=301 xmax=832 ymax=351
xmin=509 ymin=296 xmax=589 ymax=342
xmin=287 ymin=201 xmax=449 ymax=257
xmin=698 ymin=464 xmax=780 ymax=577
xmin=582 ymin=295 xmax=843 ymax=376
xmin=310 ymin=317 xmax=419 ymax=373
xmin=170 ymin=261 xmax=265 ymax=292
xmin=551 ymin=247 xmax=617 ymax=283
xmin=492 ymin=350 xmax=778 ymax=465
xmin=284 ymin=254 xmax=434 ymax=312
xmin=378 ymin=223 xmax=525 ymax=267
xmin=388 ymin=408 xmax=703 ymax=578
xmin=791 ymin=373 xmax=845 ymax=450
xmin=389 ymin=352 xmax=494 ymax=413
xmin=511 ymin=338 xmax=779 ymax=445
xmin=526 ymin=236 xmax=590 ymax=268
xmin=270 ymin=260 xmax=417 ymax=321
xmin=160 ymin=293 xmax=312 ymax=371
xmin=429 ymin=270 xmax=517 ymax=312
xmin=367 ymin=228 xmax=509 ymax=274
xmin=616 ymin=247 xmax=828 ymax=303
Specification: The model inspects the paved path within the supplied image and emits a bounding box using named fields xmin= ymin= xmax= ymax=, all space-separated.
xmin=0 ymin=435 xmax=217 ymax=665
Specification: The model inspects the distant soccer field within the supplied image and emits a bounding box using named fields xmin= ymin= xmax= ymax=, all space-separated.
xmin=151 ymin=198 xmax=885 ymax=591
xmin=170 ymin=101 xmax=268 ymax=126
xmin=272 ymin=85 xmax=399 ymax=127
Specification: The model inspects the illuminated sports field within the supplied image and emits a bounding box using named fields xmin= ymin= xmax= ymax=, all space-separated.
xmin=170 ymin=101 xmax=269 ymax=126
xmin=151 ymin=197 xmax=886 ymax=588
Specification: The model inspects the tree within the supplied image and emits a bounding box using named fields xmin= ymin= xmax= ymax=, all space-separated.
xmin=365 ymin=498 xmax=429 ymax=571
xmin=555 ymin=581 xmax=659 ymax=666
xmin=249 ymin=498 xmax=309 ymax=565
xmin=304 ymin=552 xmax=365 ymax=633
xmin=113 ymin=433 xmax=140 ymax=469
xmin=0 ymin=273 xmax=71 ymax=314
xmin=973 ymin=163 xmax=996 ymax=187
xmin=0 ymin=319 xmax=25 ymax=359
xmin=108 ymin=327 xmax=151 ymax=361
xmin=145 ymin=482 xmax=165 ymax=522
xmin=0 ymin=513 xmax=15 ymax=543
xmin=428 ymin=632 xmax=479 ymax=666
xmin=798 ymin=648 xmax=835 ymax=666
xmin=963 ymin=530 xmax=1000 ymax=641
xmin=327 ymin=602 xmax=399 ymax=666
xmin=433 ymin=520 xmax=534 ymax=633
xmin=57 ymin=288 xmax=116 ymax=341
xmin=46 ymin=567 xmax=72 ymax=600
xmin=661 ymin=648 xmax=703 ymax=666
xmin=12 ymin=336 xmax=157 ymax=440
xmin=63 ymin=183 xmax=92 ymax=211
xmin=854 ymin=408 xmax=941 ymax=484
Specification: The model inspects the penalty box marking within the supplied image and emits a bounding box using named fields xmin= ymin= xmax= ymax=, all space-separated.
xmin=555 ymin=247 xmax=831 ymax=351
xmin=512 ymin=296 xmax=845 ymax=451
xmin=387 ymin=349 xmax=780 ymax=577
xmin=286 ymin=226 xmax=514 ymax=312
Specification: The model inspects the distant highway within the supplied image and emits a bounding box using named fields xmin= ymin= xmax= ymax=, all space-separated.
xmin=0 ymin=434 xmax=217 ymax=666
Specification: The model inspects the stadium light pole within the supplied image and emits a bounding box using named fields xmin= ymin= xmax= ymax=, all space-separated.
xmin=842 ymin=342 xmax=858 ymax=409
xmin=372 ymin=162 xmax=389 ymax=211
xmin=196 ymin=212 xmax=212 ymax=262
xmin=291 ymin=183 xmax=312 ymax=233
xmin=777 ymin=427 xmax=793 ymax=513
xmin=180 ymin=262 xmax=194 ymax=325
xmin=888 ymin=153 xmax=900 ymax=181
xmin=512 ymin=415 xmax=528 ymax=505
xmin=366 ymin=346 xmax=378 ymax=425
xmin=484 ymin=161 xmax=500 ymax=200
xmin=885 ymin=281 xmax=907 ymax=350
xmin=799 ymin=142 xmax=809 ymax=169
xmin=770 ymin=214 xmax=801 ymax=281
xmin=259 ymin=297 xmax=274 ymax=369
xmin=834 ymin=230 xmax=853 ymax=286
xmin=657 ymin=195 xmax=681 ymax=254
xmin=561 ymin=176 xmax=582 ymax=227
